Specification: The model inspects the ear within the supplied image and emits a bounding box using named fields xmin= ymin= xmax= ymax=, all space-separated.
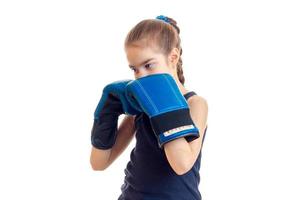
xmin=168 ymin=47 xmax=180 ymax=69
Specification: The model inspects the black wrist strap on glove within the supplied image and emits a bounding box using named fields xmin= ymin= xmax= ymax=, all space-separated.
xmin=91 ymin=93 xmax=123 ymax=149
xmin=91 ymin=114 xmax=119 ymax=149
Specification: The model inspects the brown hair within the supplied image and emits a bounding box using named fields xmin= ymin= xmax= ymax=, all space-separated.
xmin=124 ymin=16 xmax=185 ymax=85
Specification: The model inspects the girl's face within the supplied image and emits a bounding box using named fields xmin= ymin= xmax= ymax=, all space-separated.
xmin=125 ymin=45 xmax=176 ymax=79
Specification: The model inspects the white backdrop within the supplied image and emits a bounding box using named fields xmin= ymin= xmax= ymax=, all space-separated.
xmin=0 ymin=0 xmax=299 ymax=199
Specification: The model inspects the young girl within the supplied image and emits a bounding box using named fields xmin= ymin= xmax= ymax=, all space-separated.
xmin=90 ymin=15 xmax=208 ymax=200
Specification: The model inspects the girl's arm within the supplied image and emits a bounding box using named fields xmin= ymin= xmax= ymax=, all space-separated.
xmin=164 ymin=96 xmax=208 ymax=175
xmin=90 ymin=115 xmax=136 ymax=170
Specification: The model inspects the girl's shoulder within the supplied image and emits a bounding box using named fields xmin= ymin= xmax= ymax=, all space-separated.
xmin=185 ymin=91 xmax=208 ymax=107
xmin=188 ymin=93 xmax=208 ymax=110
xmin=187 ymin=93 xmax=208 ymax=128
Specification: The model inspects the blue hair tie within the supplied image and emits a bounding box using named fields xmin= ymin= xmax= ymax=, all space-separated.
xmin=156 ymin=15 xmax=171 ymax=24
xmin=155 ymin=15 xmax=180 ymax=34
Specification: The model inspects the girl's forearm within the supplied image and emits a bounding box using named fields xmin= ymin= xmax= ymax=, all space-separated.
xmin=90 ymin=147 xmax=111 ymax=170
xmin=163 ymin=138 xmax=193 ymax=175
xmin=90 ymin=116 xmax=135 ymax=171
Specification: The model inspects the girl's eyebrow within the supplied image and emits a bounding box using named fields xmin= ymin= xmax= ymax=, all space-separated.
xmin=129 ymin=58 xmax=155 ymax=68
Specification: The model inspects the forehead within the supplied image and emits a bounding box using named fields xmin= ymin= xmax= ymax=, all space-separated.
xmin=126 ymin=45 xmax=164 ymax=65
xmin=126 ymin=45 xmax=156 ymax=57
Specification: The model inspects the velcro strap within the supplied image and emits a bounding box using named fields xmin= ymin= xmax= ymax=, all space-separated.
xmin=150 ymin=108 xmax=194 ymax=137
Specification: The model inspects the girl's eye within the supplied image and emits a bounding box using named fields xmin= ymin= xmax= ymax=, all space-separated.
xmin=144 ymin=63 xmax=154 ymax=69
xmin=130 ymin=67 xmax=137 ymax=72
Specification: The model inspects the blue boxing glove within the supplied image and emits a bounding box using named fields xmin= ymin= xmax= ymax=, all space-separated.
xmin=125 ymin=73 xmax=199 ymax=148
xmin=91 ymin=80 xmax=142 ymax=150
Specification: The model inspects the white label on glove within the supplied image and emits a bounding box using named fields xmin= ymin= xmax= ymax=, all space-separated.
xmin=163 ymin=125 xmax=195 ymax=137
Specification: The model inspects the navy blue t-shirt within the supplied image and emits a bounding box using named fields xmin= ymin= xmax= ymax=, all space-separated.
xmin=118 ymin=91 xmax=208 ymax=200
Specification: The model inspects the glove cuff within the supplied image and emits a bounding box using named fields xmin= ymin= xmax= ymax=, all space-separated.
xmin=150 ymin=108 xmax=200 ymax=148
xmin=91 ymin=115 xmax=119 ymax=149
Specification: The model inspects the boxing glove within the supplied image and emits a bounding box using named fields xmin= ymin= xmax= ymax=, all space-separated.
xmin=91 ymin=80 xmax=142 ymax=149
xmin=125 ymin=73 xmax=199 ymax=148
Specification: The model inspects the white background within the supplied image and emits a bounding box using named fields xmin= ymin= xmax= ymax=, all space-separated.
xmin=0 ymin=0 xmax=299 ymax=199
